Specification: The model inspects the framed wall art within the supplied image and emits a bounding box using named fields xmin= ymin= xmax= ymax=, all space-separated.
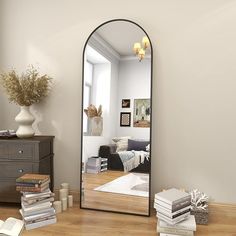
xmin=133 ymin=99 xmax=150 ymax=128
xmin=122 ymin=99 xmax=131 ymax=108
xmin=120 ymin=112 xmax=131 ymax=127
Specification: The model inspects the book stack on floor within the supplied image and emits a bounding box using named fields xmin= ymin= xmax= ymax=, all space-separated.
xmin=86 ymin=157 xmax=108 ymax=173
xmin=16 ymin=174 xmax=56 ymax=230
xmin=86 ymin=157 xmax=100 ymax=173
xmin=154 ymin=188 xmax=196 ymax=236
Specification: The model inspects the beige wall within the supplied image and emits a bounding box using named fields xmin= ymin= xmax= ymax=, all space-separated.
xmin=0 ymin=0 xmax=236 ymax=203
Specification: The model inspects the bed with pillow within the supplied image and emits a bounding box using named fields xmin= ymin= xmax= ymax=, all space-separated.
xmin=98 ymin=138 xmax=150 ymax=173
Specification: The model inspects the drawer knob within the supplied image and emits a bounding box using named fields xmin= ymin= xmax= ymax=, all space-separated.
xmin=18 ymin=150 xmax=23 ymax=154
xmin=18 ymin=169 xmax=24 ymax=173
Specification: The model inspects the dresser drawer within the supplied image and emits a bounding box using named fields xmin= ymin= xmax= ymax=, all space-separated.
xmin=0 ymin=143 xmax=8 ymax=158
xmin=0 ymin=163 xmax=33 ymax=178
xmin=8 ymin=143 xmax=34 ymax=159
xmin=0 ymin=180 xmax=21 ymax=202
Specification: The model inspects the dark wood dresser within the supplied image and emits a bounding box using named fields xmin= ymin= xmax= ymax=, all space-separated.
xmin=0 ymin=136 xmax=54 ymax=203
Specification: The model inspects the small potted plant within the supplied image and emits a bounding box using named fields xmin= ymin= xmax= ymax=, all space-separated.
xmin=0 ymin=66 xmax=52 ymax=138
xmin=84 ymin=104 xmax=103 ymax=136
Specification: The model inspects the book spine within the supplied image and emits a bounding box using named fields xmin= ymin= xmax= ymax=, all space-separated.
xmin=157 ymin=212 xmax=190 ymax=225
xmin=16 ymin=186 xmax=46 ymax=192
xmin=155 ymin=199 xmax=191 ymax=212
xmin=156 ymin=208 xmax=190 ymax=219
xmin=173 ymin=195 xmax=191 ymax=205
xmin=16 ymin=182 xmax=40 ymax=187
xmin=172 ymin=199 xmax=191 ymax=211
xmin=16 ymin=178 xmax=48 ymax=184
xmin=25 ymin=217 xmax=56 ymax=230
xmin=154 ymin=203 xmax=191 ymax=215
xmin=157 ymin=226 xmax=193 ymax=236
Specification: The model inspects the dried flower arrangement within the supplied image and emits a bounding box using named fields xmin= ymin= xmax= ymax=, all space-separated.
xmin=190 ymin=189 xmax=209 ymax=210
xmin=190 ymin=189 xmax=209 ymax=225
xmin=84 ymin=104 xmax=102 ymax=118
xmin=0 ymin=66 xmax=52 ymax=106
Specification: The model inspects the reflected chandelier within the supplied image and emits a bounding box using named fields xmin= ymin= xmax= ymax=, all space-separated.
xmin=133 ymin=36 xmax=150 ymax=61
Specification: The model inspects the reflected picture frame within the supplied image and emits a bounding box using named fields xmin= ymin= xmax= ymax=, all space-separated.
xmin=122 ymin=99 xmax=131 ymax=108
xmin=120 ymin=112 xmax=131 ymax=127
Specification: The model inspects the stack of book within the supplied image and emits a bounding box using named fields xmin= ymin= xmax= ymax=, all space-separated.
xmin=154 ymin=188 xmax=196 ymax=236
xmin=16 ymin=174 xmax=56 ymax=230
xmin=86 ymin=157 xmax=101 ymax=174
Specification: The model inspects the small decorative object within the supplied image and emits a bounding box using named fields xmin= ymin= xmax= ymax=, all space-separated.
xmin=0 ymin=66 xmax=52 ymax=138
xmin=120 ymin=112 xmax=131 ymax=127
xmin=53 ymin=201 xmax=62 ymax=214
xmin=133 ymin=99 xmax=150 ymax=128
xmin=68 ymin=195 xmax=73 ymax=207
xmin=0 ymin=130 xmax=16 ymax=138
xmin=190 ymin=189 xmax=209 ymax=225
xmin=122 ymin=99 xmax=130 ymax=108
xmin=61 ymin=197 xmax=67 ymax=211
xmin=84 ymin=104 xmax=103 ymax=136
xmin=59 ymin=188 xmax=68 ymax=201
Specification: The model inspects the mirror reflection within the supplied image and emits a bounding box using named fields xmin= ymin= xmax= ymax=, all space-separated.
xmin=81 ymin=20 xmax=152 ymax=215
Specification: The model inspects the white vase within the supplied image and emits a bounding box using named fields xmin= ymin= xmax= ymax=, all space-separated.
xmin=15 ymin=106 xmax=35 ymax=138
xmin=88 ymin=116 xmax=103 ymax=136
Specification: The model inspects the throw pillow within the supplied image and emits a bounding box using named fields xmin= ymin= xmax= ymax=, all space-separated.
xmin=127 ymin=139 xmax=150 ymax=151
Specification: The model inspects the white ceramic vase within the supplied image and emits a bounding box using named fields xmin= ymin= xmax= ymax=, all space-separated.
xmin=15 ymin=106 xmax=35 ymax=138
xmin=89 ymin=116 xmax=103 ymax=136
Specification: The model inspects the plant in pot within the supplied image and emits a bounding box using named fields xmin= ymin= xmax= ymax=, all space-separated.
xmin=84 ymin=104 xmax=103 ymax=136
xmin=0 ymin=66 xmax=52 ymax=138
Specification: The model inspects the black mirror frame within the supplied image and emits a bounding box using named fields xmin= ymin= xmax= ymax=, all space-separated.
xmin=80 ymin=18 xmax=153 ymax=217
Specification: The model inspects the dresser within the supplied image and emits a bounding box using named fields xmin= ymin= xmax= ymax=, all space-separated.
xmin=0 ymin=136 xmax=54 ymax=203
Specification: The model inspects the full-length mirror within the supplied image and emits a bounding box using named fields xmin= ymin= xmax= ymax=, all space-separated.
xmin=80 ymin=19 xmax=152 ymax=216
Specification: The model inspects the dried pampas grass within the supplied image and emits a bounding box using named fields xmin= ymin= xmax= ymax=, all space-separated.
xmin=84 ymin=104 xmax=102 ymax=118
xmin=0 ymin=66 xmax=52 ymax=106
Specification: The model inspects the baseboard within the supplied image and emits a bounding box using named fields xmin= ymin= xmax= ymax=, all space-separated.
xmin=54 ymin=189 xmax=80 ymax=203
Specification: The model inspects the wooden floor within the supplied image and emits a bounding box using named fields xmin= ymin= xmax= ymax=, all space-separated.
xmin=0 ymin=203 xmax=236 ymax=235
xmin=82 ymin=170 xmax=149 ymax=215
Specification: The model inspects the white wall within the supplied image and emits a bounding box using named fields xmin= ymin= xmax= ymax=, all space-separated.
xmin=1 ymin=0 xmax=236 ymax=203
xmin=83 ymin=63 xmax=113 ymax=163
xmin=117 ymin=58 xmax=151 ymax=140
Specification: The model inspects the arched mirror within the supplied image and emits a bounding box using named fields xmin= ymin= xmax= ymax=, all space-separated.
xmin=80 ymin=19 xmax=152 ymax=216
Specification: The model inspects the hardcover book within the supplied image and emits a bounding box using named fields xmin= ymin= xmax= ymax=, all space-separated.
xmin=154 ymin=202 xmax=191 ymax=216
xmin=157 ymin=212 xmax=190 ymax=225
xmin=157 ymin=224 xmax=194 ymax=236
xmin=155 ymin=188 xmax=191 ymax=205
xmin=155 ymin=199 xmax=191 ymax=212
xmin=16 ymin=184 xmax=49 ymax=193
xmin=16 ymin=174 xmax=50 ymax=184
xmin=159 ymin=215 xmax=196 ymax=231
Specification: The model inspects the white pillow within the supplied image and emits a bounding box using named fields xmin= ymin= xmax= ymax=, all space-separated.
xmin=112 ymin=136 xmax=131 ymax=143
xmin=112 ymin=136 xmax=131 ymax=152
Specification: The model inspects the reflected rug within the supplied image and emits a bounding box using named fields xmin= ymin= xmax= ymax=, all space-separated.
xmin=94 ymin=173 xmax=149 ymax=197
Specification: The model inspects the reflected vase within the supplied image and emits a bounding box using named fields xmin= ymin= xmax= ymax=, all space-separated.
xmin=15 ymin=106 xmax=35 ymax=138
xmin=89 ymin=116 xmax=103 ymax=136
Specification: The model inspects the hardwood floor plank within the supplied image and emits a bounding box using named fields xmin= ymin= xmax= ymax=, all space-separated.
xmin=0 ymin=203 xmax=236 ymax=235
xmin=82 ymin=170 xmax=149 ymax=215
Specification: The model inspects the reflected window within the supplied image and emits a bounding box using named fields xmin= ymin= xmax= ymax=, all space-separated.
xmin=83 ymin=61 xmax=93 ymax=134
